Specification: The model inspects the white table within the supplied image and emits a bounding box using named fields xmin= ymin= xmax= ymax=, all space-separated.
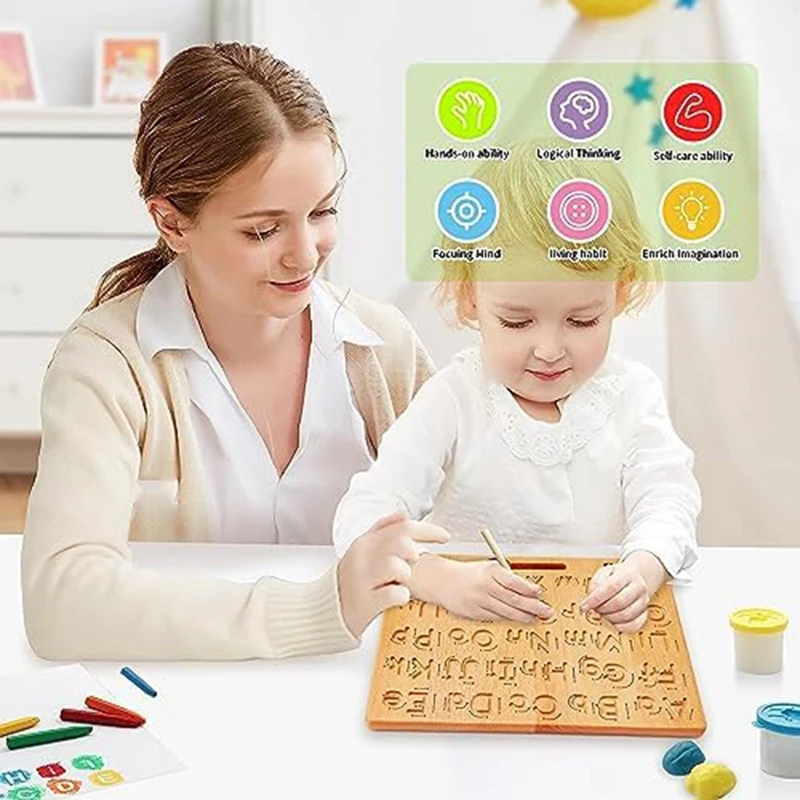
xmin=1 ymin=535 xmax=798 ymax=799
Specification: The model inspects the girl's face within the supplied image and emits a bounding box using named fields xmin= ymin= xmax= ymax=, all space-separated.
xmin=176 ymin=131 xmax=341 ymax=319
xmin=472 ymin=257 xmax=617 ymax=406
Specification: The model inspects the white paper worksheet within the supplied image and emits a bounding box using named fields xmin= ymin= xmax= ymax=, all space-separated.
xmin=0 ymin=664 xmax=184 ymax=796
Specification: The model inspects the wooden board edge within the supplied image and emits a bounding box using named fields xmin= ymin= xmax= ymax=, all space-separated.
xmin=367 ymin=719 xmax=708 ymax=737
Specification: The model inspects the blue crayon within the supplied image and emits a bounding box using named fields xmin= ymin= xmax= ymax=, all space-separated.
xmin=120 ymin=666 xmax=157 ymax=697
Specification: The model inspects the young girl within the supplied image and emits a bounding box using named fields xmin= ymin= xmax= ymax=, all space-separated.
xmin=333 ymin=141 xmax=701 ymax=634
xmin=21 ymin=43 xmax=447 ymax=661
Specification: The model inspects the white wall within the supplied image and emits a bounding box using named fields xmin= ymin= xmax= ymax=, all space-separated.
xmin=0 ymin=0 xmax=212 ymax=105
xmin=254 ymin=0 xmax=668 ymax=377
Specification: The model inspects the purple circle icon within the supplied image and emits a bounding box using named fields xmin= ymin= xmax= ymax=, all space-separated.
xmin=548 ymin=180 xmax=612 ymax=243
xmin=548 ymin=78 xmax=611 ymax=142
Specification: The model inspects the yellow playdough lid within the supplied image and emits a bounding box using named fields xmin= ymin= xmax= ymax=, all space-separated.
xmin=729 ymin=608 xmax=789 ymax=634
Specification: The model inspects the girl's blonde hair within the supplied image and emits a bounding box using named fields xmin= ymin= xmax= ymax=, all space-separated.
xmin=89 ymin=42 xmax=342 ymax=310
xmin=434 ymin=139 xmax=660 ymax=327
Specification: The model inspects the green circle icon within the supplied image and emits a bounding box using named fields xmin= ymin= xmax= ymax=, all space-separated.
xmin=436 ymin=78 xmax=500 ymax=141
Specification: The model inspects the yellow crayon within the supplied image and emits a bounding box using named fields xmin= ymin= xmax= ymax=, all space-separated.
xmin=0 ymin=716 xmax=40 ymax=737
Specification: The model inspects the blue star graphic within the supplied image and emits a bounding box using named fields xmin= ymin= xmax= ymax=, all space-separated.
xmin=676 ymin=0 xmax=698 ymax=9
xmin=624 ymin=74 xmax=655 ymax=104
xmin=649 ymin=122 xmax=667 ymax=147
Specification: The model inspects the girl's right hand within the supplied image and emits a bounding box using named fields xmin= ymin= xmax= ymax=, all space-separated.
xmin=437 ymin=559 xmax=553 ymax=623
xmin=337 ymin=510 xmax=450 ymax=638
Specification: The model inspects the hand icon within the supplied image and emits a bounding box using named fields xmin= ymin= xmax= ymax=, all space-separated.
xmin=450 ymin=90 xmax=486 ymax=132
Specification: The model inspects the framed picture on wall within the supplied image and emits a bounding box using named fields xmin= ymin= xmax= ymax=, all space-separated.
xmin=94 ymin=32 xmax=167 ymax=107
xmin=0 ymin=28 xmax=42 ymax=104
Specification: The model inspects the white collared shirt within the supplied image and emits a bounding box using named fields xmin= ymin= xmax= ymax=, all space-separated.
xmin=333 ymin=347 xmax=701 ymax=579
xmin=136 ymin=261 xmax=383 ymax=544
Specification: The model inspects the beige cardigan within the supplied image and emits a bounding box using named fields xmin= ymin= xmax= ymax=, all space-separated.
xmin=22 ymin=281 xmax=434 ymax=661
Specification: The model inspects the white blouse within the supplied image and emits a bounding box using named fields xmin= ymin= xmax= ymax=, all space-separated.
xmin=136 ymin=262 xmax=383 ymax=544
xmin=333 ymin=347 xmax=701 ymax=578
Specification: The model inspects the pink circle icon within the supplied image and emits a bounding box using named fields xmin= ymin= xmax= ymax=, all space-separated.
xmin=548 ymin=179 xmax=612 ymax=243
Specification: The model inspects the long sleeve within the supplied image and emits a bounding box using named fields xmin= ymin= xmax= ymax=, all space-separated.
xmin=333 ymin=373 xmax=459 ymax=557
xmin=21 ymin=328 xmax=358 ymax=661
xmin=619 ymin=366 xmax=701 ymax=578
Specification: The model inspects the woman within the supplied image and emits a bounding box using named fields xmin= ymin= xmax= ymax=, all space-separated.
xmin=21 ymin=42 xmax=445 ymax=661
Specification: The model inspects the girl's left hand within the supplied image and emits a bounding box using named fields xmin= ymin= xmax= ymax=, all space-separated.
xmin=579 ymin=551 xmax=667 ymax=634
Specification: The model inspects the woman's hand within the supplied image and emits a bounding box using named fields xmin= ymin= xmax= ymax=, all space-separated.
xmin=413 ymin=557 xmax=553 ymax=624
xmin=336 ymin=511 xmax=449 ymax=638
xmin=580 ymin=551 xmax=667 ymax=634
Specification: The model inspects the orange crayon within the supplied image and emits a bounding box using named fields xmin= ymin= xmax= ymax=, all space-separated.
xmin=85 ymin=696 xmax=145 ymax=725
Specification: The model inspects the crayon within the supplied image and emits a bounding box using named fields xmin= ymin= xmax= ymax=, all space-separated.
xmin=0 ymin=716 xmax=39 ymax=737
xmin=85 ymin=695 xmax=145 ymax=725
xmin=7 ymin=725 xmax=92 ymax=751
xmin=120 ymin=666 xmax=157 ymax=697
xmin=60 ymin=709 xmax=142 ymax=728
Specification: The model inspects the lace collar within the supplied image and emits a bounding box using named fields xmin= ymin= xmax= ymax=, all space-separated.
xmin=461 ymin=349 xmax=629 ymax=466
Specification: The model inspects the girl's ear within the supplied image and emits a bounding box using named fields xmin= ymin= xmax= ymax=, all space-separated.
xmin=613 ymin=280 xmax=629 ymax=316
xmin=460 ymin=282 xmax=479 ymax=324
xmin=147 ymin=199 xmax=190 ymax=253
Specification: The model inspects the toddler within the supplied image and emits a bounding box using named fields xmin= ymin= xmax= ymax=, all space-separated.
xmin=333 ymin=140 xmax=700 ymax=634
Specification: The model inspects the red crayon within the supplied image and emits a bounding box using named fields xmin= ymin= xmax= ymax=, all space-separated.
xmin=85 ymin=696 xmax=146 ymax=725
xmin=60 ymin=709 xmax=142 ymax=728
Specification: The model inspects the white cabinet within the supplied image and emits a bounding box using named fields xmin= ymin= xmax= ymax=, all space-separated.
xmin=0 ymin=108 xmax=151 ymax=438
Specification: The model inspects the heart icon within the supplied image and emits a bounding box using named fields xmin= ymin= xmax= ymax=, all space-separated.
xmin=674 ymin=92 xmax=713 ymax=133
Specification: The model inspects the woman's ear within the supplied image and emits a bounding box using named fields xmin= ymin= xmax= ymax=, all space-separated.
xmin=147 ymin=199 xmax=190 ymax=253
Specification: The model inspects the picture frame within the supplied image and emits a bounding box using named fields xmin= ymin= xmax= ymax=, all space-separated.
xmin=0 ymin=28 xmax=42 ymax=105
xmin=94 ymin=32 xmax=167 ymax=107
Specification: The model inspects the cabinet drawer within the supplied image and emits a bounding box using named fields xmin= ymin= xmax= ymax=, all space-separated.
xmin=0 ymin=237 xmax=153 ymax=332
xmin=0 ymin=336 xmax=59 ymax=435
xmin=0 ymin=137 xmax=152 ymax=235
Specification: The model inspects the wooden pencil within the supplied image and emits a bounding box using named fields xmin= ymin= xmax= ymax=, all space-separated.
xmin=479 ymin=527 xmax=512 ymax=570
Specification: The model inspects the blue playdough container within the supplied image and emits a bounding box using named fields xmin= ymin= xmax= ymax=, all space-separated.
xmin=753 ymin=703 xmax=800 ymax=779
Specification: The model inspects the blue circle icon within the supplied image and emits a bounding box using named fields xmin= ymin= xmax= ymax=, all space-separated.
xmin=435 ymin=179 xmax=499 ymax=244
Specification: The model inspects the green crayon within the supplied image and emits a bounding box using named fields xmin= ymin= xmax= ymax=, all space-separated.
xmin=6 ymin=724 xmax=93 ymax=750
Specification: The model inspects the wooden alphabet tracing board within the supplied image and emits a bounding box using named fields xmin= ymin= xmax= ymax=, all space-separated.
xmin=367 ymin=557 xmax=706 ymax=737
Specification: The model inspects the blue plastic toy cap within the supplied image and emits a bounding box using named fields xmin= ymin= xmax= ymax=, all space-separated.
xmin=754 ymin=703 xmax=800 ymax=736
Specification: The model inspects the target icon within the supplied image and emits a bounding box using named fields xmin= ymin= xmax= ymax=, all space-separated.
xmin=435 ymin=179 xmax=499 ymax=243
xmin=447 ymin=190 xmax=486 ymax=231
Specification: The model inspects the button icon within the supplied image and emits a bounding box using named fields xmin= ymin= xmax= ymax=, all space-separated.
xmin=548 ymin=179 xmax=612 ymax=243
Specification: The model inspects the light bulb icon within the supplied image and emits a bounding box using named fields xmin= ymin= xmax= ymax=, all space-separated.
xmin=660 ymin=179 xmax=724 ymax=243
xmin=677 ymin=192 xmax=706 ymax=232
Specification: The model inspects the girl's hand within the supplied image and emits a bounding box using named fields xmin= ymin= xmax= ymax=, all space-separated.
xmin=580 ymin=551 xmax=667 ymax=634
xmin=337 ymin=511 xmax=449 ymax=638
xmin=435 ymin=559 xmax=553 ymax=623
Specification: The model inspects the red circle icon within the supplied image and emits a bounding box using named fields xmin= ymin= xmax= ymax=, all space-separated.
xmin=662 ymin=81 xmax=725 ymax=144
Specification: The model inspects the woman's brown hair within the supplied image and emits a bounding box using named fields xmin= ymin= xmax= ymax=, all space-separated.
xmin=88 ymin=42 xmax=342 ymax=309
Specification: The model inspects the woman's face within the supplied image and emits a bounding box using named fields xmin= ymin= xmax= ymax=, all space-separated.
xmin=177 ymin=131 xmax=341 ymax=319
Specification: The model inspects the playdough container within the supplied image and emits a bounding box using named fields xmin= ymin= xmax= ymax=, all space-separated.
xmin=753 ymin=703 xmax=800 ymax=779
xmin=729 ymin=608 xmax=788 ymax=674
